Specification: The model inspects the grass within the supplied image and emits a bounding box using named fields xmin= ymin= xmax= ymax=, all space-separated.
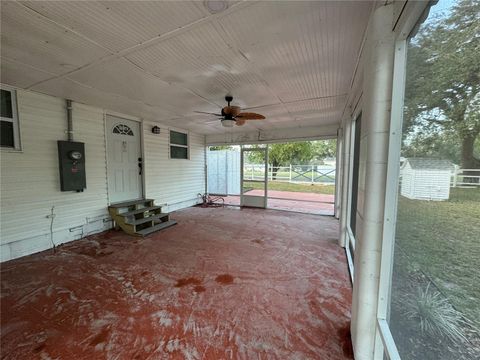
xmin=245 ymin=180 xmax=335 ymax=195
xmin=394 ymin=187 xmax=480 ymax=325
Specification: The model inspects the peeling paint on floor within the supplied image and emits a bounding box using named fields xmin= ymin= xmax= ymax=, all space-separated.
xmin=1 ymin=207 xmax=352 ymax=359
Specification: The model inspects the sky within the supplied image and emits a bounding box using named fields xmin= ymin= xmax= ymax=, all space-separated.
xmin=427 ymin=0 xmax=456 ymax=22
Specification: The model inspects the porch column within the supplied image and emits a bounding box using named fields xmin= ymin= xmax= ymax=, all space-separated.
xmin=350 ymin=4 xmax=395 ymax=360
xmin=338 ymin=120 xmax=351 ymax=247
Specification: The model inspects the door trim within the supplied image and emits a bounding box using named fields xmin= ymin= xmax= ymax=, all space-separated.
xmin=104 ymin=112 xmax=145 ymax=205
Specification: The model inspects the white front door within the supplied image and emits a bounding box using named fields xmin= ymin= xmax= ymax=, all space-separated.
xmin=106 ymin=115 xmax=143 ymax=204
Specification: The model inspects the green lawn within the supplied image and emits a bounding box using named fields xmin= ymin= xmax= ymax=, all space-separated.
xmin=246 ymin=180 xmax=335 ymax=195
xmin=394 ymin=187 xmax=480 ymax=324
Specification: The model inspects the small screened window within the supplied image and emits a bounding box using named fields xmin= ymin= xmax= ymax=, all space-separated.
xmin=169 ymin=130 xmax=189 ymax=159
xmin=1 ymin=86 xmax=20 ymax=150
xmin=112 ymin=124 xmax=134 ymax=136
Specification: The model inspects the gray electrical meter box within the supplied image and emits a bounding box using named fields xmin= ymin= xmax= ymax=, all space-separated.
xmin=57 ymin=141 xmax=86 ymax=191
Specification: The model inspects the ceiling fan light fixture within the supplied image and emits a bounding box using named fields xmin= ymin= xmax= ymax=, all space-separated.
xmin=221 ymin=119 xmax=235 ymax=128
xmin=204 ymin=0 xmax=228 ymax=14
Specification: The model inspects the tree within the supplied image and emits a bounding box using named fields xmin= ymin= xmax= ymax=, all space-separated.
xmin=209 ymin=145 xmax=233 ymax=151
xmin=312 ymin=139 xmax=337 ymax=162
xmin=403 ymin=0 xmax=480 ymax=179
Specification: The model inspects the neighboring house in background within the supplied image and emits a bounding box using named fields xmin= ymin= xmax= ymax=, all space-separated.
xmin=400 ymin=158 xmax=453 ymax=200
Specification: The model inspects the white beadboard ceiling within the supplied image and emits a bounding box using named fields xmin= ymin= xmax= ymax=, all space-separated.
xmin=1 ymin=1 xmax=372 ymax=135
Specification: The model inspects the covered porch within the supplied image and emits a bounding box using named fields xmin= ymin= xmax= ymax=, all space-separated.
xmin=1 ymin=207 xmax=352 ymax=359
xmin=3 ymin=1 xmax=472 ymax=359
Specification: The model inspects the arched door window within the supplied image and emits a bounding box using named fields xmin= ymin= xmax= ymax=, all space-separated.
xmin=112 ymin=124 xmax=134 ymax=136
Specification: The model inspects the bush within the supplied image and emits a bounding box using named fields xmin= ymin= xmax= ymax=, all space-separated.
xmin=403 ymin=283 xmax=469 ymax=342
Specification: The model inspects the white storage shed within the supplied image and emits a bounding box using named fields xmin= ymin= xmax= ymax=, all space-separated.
xmin=401 ymin=158 xmax=453 ymax=200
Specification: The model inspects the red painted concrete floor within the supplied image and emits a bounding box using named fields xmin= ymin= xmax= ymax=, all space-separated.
xmin=223 ymin=190 xmax=335 ymax=215
xmin=1 ymin=207 xmax=352 ymax=359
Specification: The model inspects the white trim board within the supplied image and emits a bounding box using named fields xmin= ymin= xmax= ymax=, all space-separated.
xmin=206 ymin=124 xmax=338 ymax=146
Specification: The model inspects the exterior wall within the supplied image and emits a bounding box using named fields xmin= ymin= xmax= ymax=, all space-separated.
xmin=143 ymin=121 xmax=205 ymax=212
xmin=349 ymin=4 xmax=395 ymax=359
xmin=0 ymin=90 xmax=110 ymax=262
xmin=400 ymin=163 xmax=414 ymax=198
xmin=411 ymin=169 xmax=450 ymax=200
xmin=401 ymin=163 xmax=451 ymax=201
xmin=0 ymin=89 xmax=205 ymax=262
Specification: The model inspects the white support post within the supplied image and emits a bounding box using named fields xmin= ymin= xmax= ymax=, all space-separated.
xmin=339 ymin=120 xmax=352 ymax=248
xmin=452 ymin=165 xmax=458 ymax=187
xmin=335 ymin=128 xmax=343 ymax=219
xmin=311 ymin=165 xmax=314 ymax=184
xmin=289 ymin=165 xmax=292 ymax=182
xmin=350 ymin=4 xmax=395 ymax=360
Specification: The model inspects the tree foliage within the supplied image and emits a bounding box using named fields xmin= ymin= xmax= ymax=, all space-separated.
xmin=403 ymin=0 xmax=480 ymax=169
xmin=247 ymin=142 xmax=314 ymax=167
xmin=209 ymin=145 xmax=233 ymax=151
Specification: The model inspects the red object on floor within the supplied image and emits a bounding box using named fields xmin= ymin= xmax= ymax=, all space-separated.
xmin=1 ymin=207 xmax=352 ymax=359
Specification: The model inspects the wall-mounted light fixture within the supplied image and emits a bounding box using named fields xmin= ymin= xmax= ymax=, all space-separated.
xmin=204 ymin=0 xmax=228 ymax=14
xmin=152 ymin=126 xmax=161 ymax=134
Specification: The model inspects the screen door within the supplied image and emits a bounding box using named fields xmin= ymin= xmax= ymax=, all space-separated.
xmin=240 ymin=147 xmax=268 ymax=208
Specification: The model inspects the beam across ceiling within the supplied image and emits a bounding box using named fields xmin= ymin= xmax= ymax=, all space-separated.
xmin=205 ymin=124 xmax=338 ymax=146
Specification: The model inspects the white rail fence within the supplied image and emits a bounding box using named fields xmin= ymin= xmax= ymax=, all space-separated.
xmin=451 ymin=168 xmax=480 ymax=187
xmin=244 ymin=164 xmax=336 ymax=184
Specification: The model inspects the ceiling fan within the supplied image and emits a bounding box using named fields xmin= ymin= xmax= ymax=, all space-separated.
xmin=195 ymin=95 xmax=265 ymax=127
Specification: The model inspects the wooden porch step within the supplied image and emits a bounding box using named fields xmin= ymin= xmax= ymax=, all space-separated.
xmin=109 ymin=199 xmax=154 ymax=209
xmin=125 ymin=213 xmax=170 ymax=226
xmin=108 ymin=198 xmax=175 ymax=237
xmin=121 ymin=206 xmax=163 ymax=217
xmin=136 ymin=220 xmax=177 ymax=236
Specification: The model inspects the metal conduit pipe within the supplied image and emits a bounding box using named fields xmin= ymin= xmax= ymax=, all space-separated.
xmin=350 ymin=4 xmax=395 ymax=360
xmin=66 ymin=99 xmax=73 ymax=141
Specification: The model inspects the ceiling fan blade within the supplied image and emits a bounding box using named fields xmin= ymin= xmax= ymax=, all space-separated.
xmin=194 ymin=111 xmax=222 ymax=116
xmin=235 ymin=112 xmax=266 ymax=120
xmin=222 ymin=105 xmax=241 ymax=116
xmin=235 ymin=119 xmax=246 ymax=126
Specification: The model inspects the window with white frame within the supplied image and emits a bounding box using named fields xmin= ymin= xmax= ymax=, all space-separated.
xmin=1 ymin=86 xmax=20 ymax=150
xmin=169 ymin=130 xmax=189 ymax=159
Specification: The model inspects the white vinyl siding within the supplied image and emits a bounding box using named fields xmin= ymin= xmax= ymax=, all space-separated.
xmin=144 ymin=120 xmax=205 ymax=212
xmin=0 ymin=90 xmax=205 ymax=261
xmin=0 ymin=90 xmax=110 ymax=261
xmin=400 ymin=164 xmax=451 ymax=201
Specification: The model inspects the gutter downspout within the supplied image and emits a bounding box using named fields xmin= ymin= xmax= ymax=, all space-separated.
xmin=66 ymin=99 xmax=73 ymax=141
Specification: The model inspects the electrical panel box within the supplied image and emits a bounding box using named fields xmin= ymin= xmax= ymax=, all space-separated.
xmin=57 ymin=141 xmax=86 ymax=192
